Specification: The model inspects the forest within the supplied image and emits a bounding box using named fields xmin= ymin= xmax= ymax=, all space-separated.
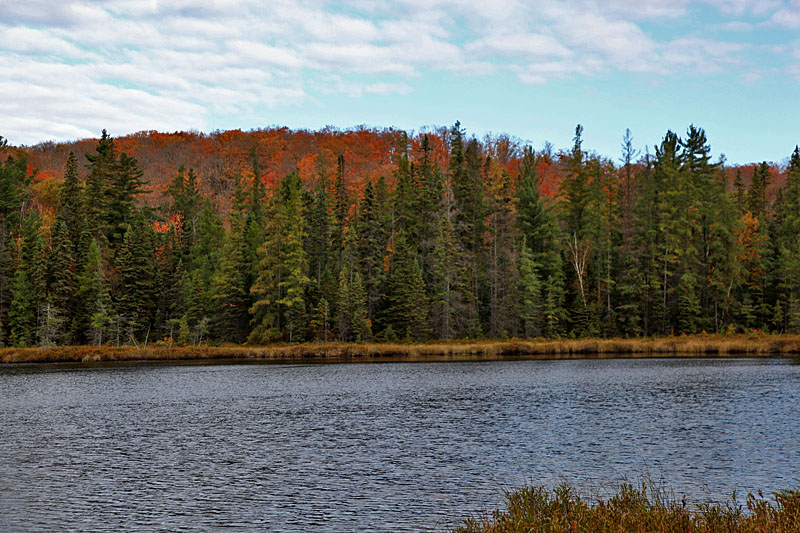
xmin=0 ymin=123 xmax=799 ymax=347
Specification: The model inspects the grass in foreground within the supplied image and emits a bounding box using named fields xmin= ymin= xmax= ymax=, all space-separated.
xmin=455 ymin=482 xmax=800 ymax=532
xmin=2 ymin=333 xmax=800 ymax=364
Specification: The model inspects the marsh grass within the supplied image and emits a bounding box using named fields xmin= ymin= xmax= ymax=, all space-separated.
xmin=455 ymin=482 xmax=800 ymax=532
xmin=2 ymin=333 xmax=800 ymax=364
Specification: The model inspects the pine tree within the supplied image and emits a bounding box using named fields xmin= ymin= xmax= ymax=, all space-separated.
xmin=0 ymin=225 xmax=17 ymax=346
xmin=47 ymin=217 xmax=75 ymax=340
xmin=382 ymin=232 xmax=431 ymax=340
xmin=448 ymin=123 xmax=485 ymax=334
xmin=430 ymin=215 xmax=462 ymax=339
xmin=747 ymin=162 xmax=770 ymax=221
xmin=59 ymin=151 xmax=87 ymax=261
xmin=107 ymin=152 xmax=148 ymax=245
xmin=654 ymin=130 xmax=690 ymax=333
xmin=115 ymin=218 xmax=156 ymax=342
xmin=733 ymin=169 xmax=746 ymax=213
xmin=8 ymin=267 xmax=35 ymax=346
xmin=336 ymin=266 xmax=371 ymax=342
xmin=309 ymin=297 xmax=331 ymax=341
xmin=84 ymin=130 xmax=116 ymax=238
xmin=677 ymin=272 xmax=701 ymax=334
xmin=8 ymin=212 xmax=45 ymax=346
xmin=0 ymin=149 xmax=33 ymax=229
xmin=211 ymin=177 xmax=251 ymax=343
xmin=517 ymin=238 xmax=542 ymax=337
xmin=332 ymin=154 xmax=348 ymax=273
xmin=166 ymin=165 xmax=201 ymax=259
xmin=307 ymin=186 xmax=331 ymax=288
xmin=277 ymin=173 xmax=310 ymax=342
xmin=416 ymin=134 xmax=445 ymax=287
xmin=353 ymin=181 xmax=387 ymax=323
xmin=517 ymin=147 xmax=566 ymax=337
xmin=250 ymin=173 xmax=309 ymax=342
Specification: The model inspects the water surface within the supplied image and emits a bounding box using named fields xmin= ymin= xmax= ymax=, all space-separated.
xmin=1 ymin=357 xmax=798 ymax=531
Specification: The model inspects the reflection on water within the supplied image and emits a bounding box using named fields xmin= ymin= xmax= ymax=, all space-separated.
xmin=1 ymin=358 xmax=798 ymax=531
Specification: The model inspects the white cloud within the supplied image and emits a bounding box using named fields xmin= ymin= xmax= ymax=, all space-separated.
xmin=466 ymin=33 xmax=572 ymax=59
xmin=704 ymin=0 xmax=781 ymax=17
xmin=577 ymin=0 xmax=691 ymax=20
xmin=0 ymin=25 xmax=84 ymax=56
xmin=769 ymin=0 xmax=800 ymax=28
xmin=663 ymin=36 xmax=747 ymax=73
xmin=0 ymin=0 xmax=792 ymax=145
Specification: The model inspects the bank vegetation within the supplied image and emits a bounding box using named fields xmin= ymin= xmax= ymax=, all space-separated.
xmin=454 ymin=482 xmax=800 ymax=533
xmin=3 ymin=333 xmax=800 ymax=364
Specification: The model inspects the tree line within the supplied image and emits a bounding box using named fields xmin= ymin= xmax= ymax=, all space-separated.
xmin=1 ymin=123 xmax=799 ymax=347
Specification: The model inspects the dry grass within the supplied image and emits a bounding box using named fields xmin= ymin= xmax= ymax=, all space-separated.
xmin=454 ymin=482 xmax=800 ymax=533
xmin=2 ymin=333 xmax=800 ymax=364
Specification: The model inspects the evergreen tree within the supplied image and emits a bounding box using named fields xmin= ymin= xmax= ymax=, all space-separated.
xmin=733 ymin=169 xmax=746 ymax=213
xmin=336 ymin=266 xmax=371 ymax=341
xmin=211 ymin=176 xmax=251 ymax=343
xmin=84 ymin=130 xmax=117 ymax=238
xmin=74 ymin=239 xmax=114 ymax=345
xmin=108 ymin=152 xmax=148 ymax=245
xmin=0 ymin=149 xmax=33 ymax=229
xmin=354 ymin=181 xmax=388 ymax=323
xmin=747 ymin=162 xmax=770 ymax=221
xmin=47 ymin=217 xmax=75 ymax=340
xmin=677 ymin=272 xmax=701 ymax=334
xmin=250 ymin=173 xmax=309 ymax=342
xmin=448 ymin=123 xmax=485 ymax=333
xmin=277 ymin=173 xmax=310 ymax=342
xmin=8 ymin=267 xmax=35 ymax=346
xmin=8 ymin=212 xmax=45 ymax=346
xmin=517 ymin=146 xmax=566 ymax=336
xmin=332 ymin=154 xmax=348 ymax=273
xmin=517 ymin=238 xmax=542 ymax=337
xmin=307 ymin=186 xmax=331 ymax=288
xmin=382 ymin=232 xmax=431 ymax=340
xmin=0 ymin=225 xmax=17 ymax=346
xmin=59 ymin=151 xmax=87 ymax=260
xmin=115 ymin=218 xmax=156 ymax=342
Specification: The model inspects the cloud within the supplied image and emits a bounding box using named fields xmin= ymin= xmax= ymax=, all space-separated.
xmin=0 ymin=0 xmax=793 ymax=145
xmin=662 ymin=36 xmax=748 ymax=74
xmin=466 ymin=33 xmax=572 ymax=59
xmin=769 ymin=0 xmax=800 ymax=28
xmin=704 ymin=0 xmax=781 ymax=17
xmin=0 ymin=25 xmax=84 ymax=56
xmin=576 ymin=0 xmax=691 ymax=20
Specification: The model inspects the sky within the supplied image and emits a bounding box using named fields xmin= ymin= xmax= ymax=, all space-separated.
xmin=1 ymin=0 xmax=799 ymax=165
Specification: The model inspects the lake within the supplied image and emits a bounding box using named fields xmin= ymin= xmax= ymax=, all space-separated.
xmin=1 ymin=357 xmax=798 ymax=531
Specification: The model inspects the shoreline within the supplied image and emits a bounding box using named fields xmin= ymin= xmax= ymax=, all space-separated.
xmin=3 ymin=334 xmax=800 ymax=365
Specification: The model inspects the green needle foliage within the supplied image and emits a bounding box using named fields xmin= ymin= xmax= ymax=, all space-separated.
xmin=3 ymin=126 xmax=800 ymax=345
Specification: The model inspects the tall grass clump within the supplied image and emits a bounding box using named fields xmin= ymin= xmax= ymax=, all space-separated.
xmin=454 ymin=482 xmax=800 ymax=532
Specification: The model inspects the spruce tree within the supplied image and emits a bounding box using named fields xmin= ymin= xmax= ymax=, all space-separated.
xmin=84 ymin=130 xmax=116 ymax=238
xmin=0 ymin=225 xmax=17 ymax=346
xmin=8 ymin=212 xmax=45 ymax=346
xmin=115 ymin=218 xmax=156 ymax=342
xmin=0 ymin=150 xmax=33 ymax=229
xmin=48 ymin=217 xmax=75 ymax=340
xmin=59 ymin=151 xmax=87 ymax=261
xmin=277 ymin=173 xmax=310 ymax=342
xmin=107 ymin=152 xmax=148 ymax=245
xmin=382 ymin=232 xmax=431 ymax=340
xmin=747 ymin=162 xmax=770 ymax=221
xmin=250 ymin=173 xmax=310 ymax=342
xmin=448 ymin=123 xmax=485 ymax=334
xmin=211 ymin=176 xmax=251 ymax=343
xmin=517 ymin=238 xmax=542 ymax=338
